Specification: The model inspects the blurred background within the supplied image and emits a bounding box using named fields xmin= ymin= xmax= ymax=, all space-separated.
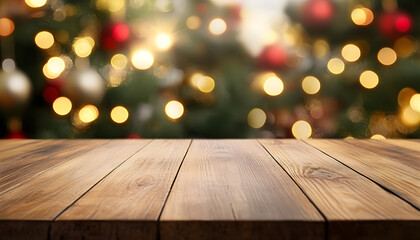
xmin=0 ymin=0 xmax=419 ymax=139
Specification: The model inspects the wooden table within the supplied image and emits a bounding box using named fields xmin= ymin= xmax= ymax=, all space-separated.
xmin=0 ymin=139 xmax=419 ymax=240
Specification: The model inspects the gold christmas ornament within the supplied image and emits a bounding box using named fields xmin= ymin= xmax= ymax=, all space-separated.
xmin=0 ymin=70 xmax=31 ymax=109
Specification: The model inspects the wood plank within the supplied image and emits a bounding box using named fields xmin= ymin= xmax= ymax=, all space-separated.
xmin=305 ymin=139 xmax=420 ymax=209
xmin=0 ymin=140 xmax=56 ymax=161
xmin=0 ymin=140 xmax=107 ymax=195
xmin=52 ymin=139 xmax=191 ymax=240
xmin=261 ymin=139 xmax=420 ymax=240
xmin=160 ymin=140 xmax=324 ymax=240
xmin=0 ymin=140 xmax=150 ymax=239
xmin=0 ymin=139 xmax=37 ymax=152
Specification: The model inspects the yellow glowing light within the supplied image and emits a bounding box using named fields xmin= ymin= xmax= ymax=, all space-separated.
xmin=131 ymin=50 xmax=154 ymax=70
xmin=25 ymin=0 xmax=47 ymax=8
xmin=78 ymin=105 xmax=99 ymax=123
xmin=377 ymin=47 xmax=397 ymax=66
xmin=0 ymin=18 xmax=15 ymax=37
xmin=34 ymin=31 xmax=54 ymax=49
xmin=155 ymin=33 xmax=172 ymax=50
xmin=197 ymin=76 xmax=215 ymax=93
xmin=247 ymin=108 xmax=266 ymax=129
xmin=291 ymin=120 xmax=312 ymax=139
xmin=73 ymin=37 xmax=95 ymax=58
xmin=190 ymin=73 xmax=203 ymax=87
xmin=313 ymin=39 xmax=330 ymax=58
xmin=394 ymin=36 xmax=415 ymax=58
xmin=398 ymin=87 xmax=416 ymax=107
xmin=371 ymin=134 xmax=386 ymax=139
xmin=302 ymin=76 xmax=321 ymax=94
xmin=351 ymin=7 xmax=374 ymax=26
xmin=409 ymin=94 xmax=420 ymax=113
xmin=186 ymin=15 xmax=201 ymax=30
xmin=263 ymin=76 xmax=284 ymax=96
xmin=209 ymin=18 xmax=227 ymax=36
xmin=165 ymin=100 xmax=184 ymax=120
xmin=359 ymin=70 xmax=379 ymax=89
xmin=327 ymin=58 xmax=345 ymax=74
xmin=341 ymin=44 xmax=361 ymax=62
xmin=108 ymin=0 xmax=125 ymax=12
xmin=52 ymin=97 xmax=72 ymax=116
xmin=401 ymin=107 xmax=420 ymax=126
xmin=110 ymin=106 xmax=129 ymax=124
xmin=110 ymin=54 xmax=128 ymax=70
xmin=43 ymin=57 xmax=65 ymax=79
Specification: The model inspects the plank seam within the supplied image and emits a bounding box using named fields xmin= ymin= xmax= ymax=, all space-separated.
xmin=302 ymin=140 xmax=420 ymax=212
xmin=156 ymin=139 xmax=193 ymax=240
xmin=258 ymin=139 xmax=329 ymax=240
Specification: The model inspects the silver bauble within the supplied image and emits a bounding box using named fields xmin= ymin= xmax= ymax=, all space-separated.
xmin=64 ymin=68 xmax=106 ymax=104
xmin=0 ymin=70 xmax=31 ymax=109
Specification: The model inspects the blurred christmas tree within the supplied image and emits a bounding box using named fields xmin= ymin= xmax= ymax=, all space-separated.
xmin=0 ymin=0 xmax=419 ymax=139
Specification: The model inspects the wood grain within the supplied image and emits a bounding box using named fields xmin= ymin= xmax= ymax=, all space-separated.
xmin=52 ymin=140 xmax=191 ymax=240
xmin=306 ymin=139 xmax=420 ymax=209
xmin=160 ymin=140 xmax=324 ymax=240
xmin=261 ymin=139 xmax=420 ymax=240
xmin=0 ymin=140 xmax=36 ymax=152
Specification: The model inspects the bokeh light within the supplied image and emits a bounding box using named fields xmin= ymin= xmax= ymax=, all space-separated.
xmin=263 ymin=75 xmax=284 ymax=96
xmin=110 ymin=106 xmax=129 ymax=124
xmin=394 ymin=36 xmax=415 ymax=58
xmin=25 ymin=0 xmax=47 ymax=8
xmin=291 ymin=120 xmax=312 ymax=139
xmin=186 ymin=15 xmax=201 ymax=30
xmin=359 ymin=70 xmax=379 ymax=89
xmin=52 ymin=97 xmax=72 ymax=116
xmin=131 ymin=50 xmax=154 ymax=70
xmin=73 ymin=37 xmax=95 ymax=58
xmin=351 ymin=7 xmax=374 ymax=26
xmin=165 ymin=100 xmax=184 ymax=120
xmin=341 ymin=44 xmax=361 ymax=62
xmin=371 ymin=134 xmax=386 ymax=139
xmin=0 ymin=18 xmax=14 ymax=37
xmin=209 ymin=18 xmax=227 ymax=35
xmin=78 ymin=105 xmax=99 ymax=123
xmin=398 ymin=87 xmax=416 ymax=107
xmin=327 ymin=58 xmax=345 ymax=74
xmin=313 ymin=39 xmax=330 ymax=58
xmin=247 ymin=108 xmax=266 ymax=129
xmin=302 ymin=76 xmax=321 ymax=94
xmin=43 ymin=57 xmax=66 ymax=79
xmin=155 ymin=33 xmax=172 ymax=50
xmin=197 ymin=76 xmax=215 ymax=93
xmin=377 ymin=47 xmax=397 ymax=66
xmin=409 ymin=94 xmax=420 ymax=113
xmin=401 ymin=107 xmax=420 ymax=126
xmin=110 ymin=54 xmax=128 ymax=70
xmin=35 ymin=31 xmax=54 ymax=49
xmin=2 ymin=58 xmax=15 ymax=72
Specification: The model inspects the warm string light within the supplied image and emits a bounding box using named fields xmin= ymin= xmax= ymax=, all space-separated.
xmin=78 ymin=105 xmax=99 ymax=123
xmin=209 ymin=18 xmax=227 ymax=35
xmin=25 ymin=0 xmax=47 ymax=8
xmin=35 ymin=31 xmax=54 ymax=49
xmin=263 ymin=75 xmax=284 ymax=96
xmin=110 ymin=106 xmax=129 ymax=123
xmin=155 ymin=33 xmax=173 ymax=50
xmin=359 ymin=70 xmax=379 ymax=89
xmin=186 ymin=15 xmax=201 ymax=30
xmin=302 ymin=76 xmax=321 ymax=94
xmin=110 ymin=54 xmax=128 ymax=70
xmin=72 ymin=37 xmax=95 ymax=58
xmin=351 ymin=7 xmax=374 ymax=26
xmin=327 ymin=58 xmax=345 ymax=74
xmin=52 ymin=97 xmax=72 ymax=116
xmin=377 ymin=47 xmax=397 ymax=66
xmin=131 ymin=50 xmax=154 ymax=70
xmin=43 ymin=57 xmax=66 ymax=79
xmin=247 ymin=108 xmax=266 ymax=129
xmin=341 ymin=44 xmax=361 ymax=62
xmin=165 ymin=100 xmax=184 ymax=120
xmin=0 ymin=18 xmax=15 ymax=37
xmin=291 ymin=120 xmax=312 ymax=139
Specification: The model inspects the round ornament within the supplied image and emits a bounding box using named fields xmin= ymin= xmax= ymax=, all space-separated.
xmin=0 ymin=70 xmax=31 ymax=109
xmin=63 ymin=68 xmax=106 ymax=104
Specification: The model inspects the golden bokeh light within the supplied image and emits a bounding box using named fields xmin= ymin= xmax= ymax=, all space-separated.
xmin=52 ymin=97 xmax=72 ymax=116
xmin=371 ymin=134 xmax=386 ymax=139
xmin=155 ymin=33 xmax=172 ymax=50
xmin=73 ymin=37 xmax=95 ymax=58
xmin=327 ymin=58 xmax=345 ymax=74
xmin=291 ymin=120 xmax=312 ymax=139
xmin=35 ymin=31 xmax=54 ymax=49
xmin=247 ymin=108 xmax=266 ymax=129
xmin=409 ymin=93 xmax=420 ymax=113
xmin=186 ymin=15 xmax=201 ymax=30
xmin=197 ymin=76 xmax=215 ymax=93
xmin=263 ymin=75 xmax=284 ymax=96
xmin=351 ymin=7 xmax=374 ymax=26
xmin=401 ymin=107 xmax=420 ymax=126
xmin=313 ymin=39 xmax=330 ymax=58
xmin=302 ymin=76 xmax=321 ymax=95
xmin=209 ymin=18 xmax=227 ymax=36
xmin=110 ymin=54 xmax=128 ymax=70
xmin=341 ymin=44 xmax=361 ymax=62
xmin=377 ymin=47 xmax=397 ymax=66
xmin=78 ymin=105 xmax=99 ymax=123
xmin=165 ymin=100 xmax=184 ymax=120
xmin=190 ymin=73 xmax=203 ymax=87
xmin=0 ymin=18 xmax=15 ymax=37
xmin=25 ymin=0 xmax=47 ymax=8
xmin=43 ymin=57 xmax=66 ymax=79
xmin=359 ymin=70 xmax=379 ymax=89
xmin=394 ymin=37 xmax=415 ymax=58
xmin=110 ymin=106 xmax=129 ymax=124
xmin=131 ymin=50 xmax=154 ymax=70
xmin=398 ymin=87 xmax=416 ymax=107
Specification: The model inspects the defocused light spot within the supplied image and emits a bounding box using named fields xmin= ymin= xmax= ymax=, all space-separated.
xmin=247 ymin=108 xmax=266 ymax=129
xmin=131 ymin=50 xmax=154 ymax=70
xmin=341 ymin=44 xmax=361 ymax=62
xmin=398 ymin=87 xmax=416 ymax=107
xmin=111 ymin=106 xmax=129 ymax=123
xmin=209 ymin=18 xmax=227 ymax=35
xmin=108 ymin=0 xmax=125 ymax=12
xmin=401 ymin=107 xmax=420 ymax=126
xmin=0 ymin=18 xmax=14 ymax=37
xmin=155 ymin=33 xmax=172 ymax=50
xmin=110 ymin=54 xmax=127 ymax=70
xmin=197 ymin=76 xmax=215 ymax=93
xmin=327 ymin=58 xmax=345 ymax=74
xmin=73 ymin=37 xmax=95 ymax=58
xmin=35 ymin=31 xmax=54 ymax=49
xmin=359 ymin=70 xmax=379 ymax=89
xmin=410 ymin=94 xmax=420 ymax=113
xmin=351 ymin=7 xmax=374 ymax=26
xmin=79 ymin=105 xmax=99 ymax=123
xmin=263 ymin=75 xmax=284 ymax=96
xmin=313 ymin=39 xmax=329 ymax=58
xmin=394 ymin=36 xmax=415 ymax=58
xmin=2 ymin=58 xmax=15 ymax=72
xmin=43 ymin=57 xmax=65 ymax=79
xmin=292 ymin=120 xmax=312 ymax=139
xmin=165 ymin=100 xmax=184 ymax=120
xmin=371 ymin=134 xmax=386 ymax=139
xmin=112 ymin=23 xmax=130 ymax=42
xmin=302 ymin=76 xmax=321 ymax=94
xmin=190 ymin=73 xmax=203 ymax=87
xmin=377 ymin=47 xmax=397 ymax=66
xmin=186 ymin=15 xmax=201 ymax=30
xmin=53 ymin=97 xmax=72 ymax=116
xmin=25 ymin=0 xmax=47 ymax=8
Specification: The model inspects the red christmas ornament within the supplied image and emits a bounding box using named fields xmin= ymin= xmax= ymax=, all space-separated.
xmin=101 ymin=22 xmax=131 ymax=51
xmin=258 ymin=44 xmax=287 ymax=69
xmin=127 ymin=133 xmax=141 ymax=139
xmin=379 ymin=11 xmax=413 ymax=40
xmin=302 ymin=0 xmax=334 ymax=28
xmin=43 ymin=86 xmax=59 ymax=104
xmin=5 ymin=132 xmax=26 ymax=139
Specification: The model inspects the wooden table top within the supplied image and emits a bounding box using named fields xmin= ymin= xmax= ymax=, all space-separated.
xmin=0 ymin=139 xmax=419 ymax=240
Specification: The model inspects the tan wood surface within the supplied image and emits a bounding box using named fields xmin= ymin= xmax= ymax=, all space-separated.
xmin=160 ymin=139 xmax=324 ymax=240
xmin=305 ymin=139 xmax=420 ymax=210
xmin=0 ymin=139 xmax=37 ymax=152
xmin=260 ymin=139 xmax=420 ymax=240
xmin=52 ymin=139 xmax=191 ymax=240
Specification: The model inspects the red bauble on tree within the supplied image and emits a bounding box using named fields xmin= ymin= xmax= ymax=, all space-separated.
xmin=258 ymin=44 xmax=288 ymax=69
xmin=101 ymin=22 xmax=131 ymax=51
xmin=379 ymin=11 xmax=413 ymax=40
xmin=301 ymin=0 xmax=334 ymax=28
